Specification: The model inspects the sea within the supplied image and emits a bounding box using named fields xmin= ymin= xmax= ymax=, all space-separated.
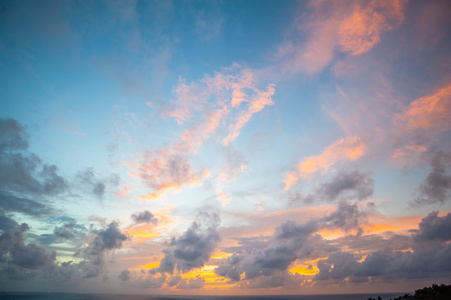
xmin=0 ymin=292 xmax=407 ymax=300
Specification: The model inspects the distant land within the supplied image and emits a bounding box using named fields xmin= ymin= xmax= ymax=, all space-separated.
xmin=366 ymin=284 xmax=451 ymax=300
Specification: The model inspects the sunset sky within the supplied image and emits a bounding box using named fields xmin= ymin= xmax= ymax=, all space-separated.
xmin=1 ymin=0 xmax=451 ymax=295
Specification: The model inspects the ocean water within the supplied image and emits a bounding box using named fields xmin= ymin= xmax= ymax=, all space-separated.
xmin=0 ymin=292 xmax=407 ymax=300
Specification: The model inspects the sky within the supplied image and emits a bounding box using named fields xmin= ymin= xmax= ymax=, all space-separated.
xmin=0 ymin=0 xmax=451 ymax=296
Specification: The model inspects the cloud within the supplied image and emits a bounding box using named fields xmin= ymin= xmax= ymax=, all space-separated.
xmin=131 ymin=210 xmax=158 ymax=225
xmin=238 ymin=270 xmax=303 ymax=289
xmin=176 ymin=276 xmax=205 ymax=289
xmin=314 ymin=210 xmax=451 ymax=283
xmin=396 ymin=84 xmax=451 ymax=137
xmin=215 ymin=202 xmax=364 ymax=283
xmin=118 ymin=269 xmax=131 ymax=282
xmin=0 ymin=211 xmax=19 ymax=231
xmin=316 ymin=170 xmax=374 ymax=202
xmin=0 ymin=223 xmax=57 ymax=279
xmin=414 ymin=151 xmax=451 ymax=205
xmin=284 ymin=136 xmax=365 ymax=190
xmin=153 ymin=212 xmax=220 ymax=274
xmin=166 ymin=274 xmax=182 ymax=287
xmin=75 ymin=221 xmax=128 ymax=278
xmin=413 ymin=211 xmax=451 ymax=242
xmin=0 ymin=192 xmax=55 ymax=217
xmin=338 ymin=0 xmax=406 ymax=55
xmin=0 ymin=118 xmax=67 ymax=217
xmin=138 ymin=65 xmax=275 ymax=199
xmin=76 ymin=168 xmax=120 ymax=199
xmin=284 ymin=0 xmax=407 ymax=74
xmin=0 ymin=118 xmax=28 ymax=152
xmin=53 ymin=222 xmax=80 ymax=240
xmin=216 ymin=147 xmax=248 ymax=206
xmin=223 ymin=84 xmax=275 ymax=146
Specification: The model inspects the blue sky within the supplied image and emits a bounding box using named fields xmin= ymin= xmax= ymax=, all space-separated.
xmin=1 ymin=0 xmax=451 ymax=295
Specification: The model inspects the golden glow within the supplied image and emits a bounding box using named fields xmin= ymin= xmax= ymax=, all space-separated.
xmin=289 ymin=258 xmax=326 ymax=276
xmin=127 ymin=224 xmax=159 ymax=242
xmin=211 ymin=251 xmax=230 ymax=259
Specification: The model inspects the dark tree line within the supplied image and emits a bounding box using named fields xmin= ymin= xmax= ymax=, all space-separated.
xmin=367 ymin=284 xmax=451 ymax=300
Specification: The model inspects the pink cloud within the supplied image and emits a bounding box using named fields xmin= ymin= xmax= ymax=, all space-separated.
xmin=395 ymin=83 xmax=451 ymax=134
xmin=285 ymin=0 xmax=407 ymax=74
xmin=284 ymin=136 xmax=365 ymax=190
xmin=135 ymin=65 xmax=275 ymax=199
xmin=338 ymin=0 xmax=406 ymax=55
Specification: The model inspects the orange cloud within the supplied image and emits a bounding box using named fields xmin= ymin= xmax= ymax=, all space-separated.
xmin=284 ymin=136 xmax=365 ymax=190
xmin=223 ymin=84 xmax=275 ymax=146
xmin=391 ymin=145 xmax=427 ymax=165
xmin=286 ymin=0 xmax=407 ymax=74
xmin=396 ymin=83 xmax=451 ymax=134
xmin=339 ymin=0 xmax=406 ymax=55
xmin=126 ymin=224 xmax=160 ymax=242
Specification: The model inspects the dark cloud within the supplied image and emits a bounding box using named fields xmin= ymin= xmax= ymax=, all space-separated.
xmin=289 ymin=170 xmax=374 ymax=205
xmin=413 ymin=211 xmax=451 ymax=242
xmin=0 ymin=223 xmax=57 ymax=280
xmin=320 ymin=201 xmax=365 ymax=233
xmin=118 ymin=269 xmax=131 ymax=282
xmin=153 ymin=212 xmax=220 ymax=274
xmin=314 ymin=210 xmax=451 ymax=283
xmin=0 ymin=210 xmax=19 ymax=231
xmin=0 ymin=118 xmax=28 ymax=153
xmin=75 ymin=221 xmax=128 ymax=278
xmin=54 ymin=222 xmax=80 ymax=240
xmin=238 ymin=270 xmax=303 ymax=289
xmin=415 ymin=151 xmax=451 ymax=205
xmin=0 ymin=118 xmax=67 ymax=222
xmin=215 ymin=202 xmax=363 ymax=283
xmin=76 ymin=168 xmax=120 ymax=199
xmin=315 ymin=242 xmax=451 ymax=282
xmin=316 ymin=170 xmax=374 ymax=202
xmin=0 ymin=192 xmax=55 ymax=217
xmin=131 ymin=210 xmax=158 ymax=225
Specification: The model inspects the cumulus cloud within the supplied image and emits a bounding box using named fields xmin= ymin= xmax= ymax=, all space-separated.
xmin=316 ymin=170 xmax=374 ymax=202
xmin=314 ymin=210 xmax=451 ymax=283
xmin=0 ymin=223 xmax=57 ymax=280
xmin=75 ymin=221 xmax=128 ymax=278
xmin=415 ymin=151 xmax=451 ymax=205
xmin=153 ymin=212 xmax=220 ymax=274
xmin=215 ymin=202 xmax=364 ymax=282
xmin=413 ymin=211 xmax=451 ymax=242
xmin=131 ymin=210 xmax=158 ymax=225
xmin=53 ymin=222 xmax=81 ymax=240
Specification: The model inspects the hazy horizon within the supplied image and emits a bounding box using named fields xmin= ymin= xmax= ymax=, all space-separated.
xmin=0 ymin=0 xmax=450 ymax=296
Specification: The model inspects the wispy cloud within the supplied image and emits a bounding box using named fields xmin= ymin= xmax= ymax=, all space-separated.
xmin=281 ymin=0 xmax=408 ymax=74
xmin=136 ymin=65 xmax=275 ymax=199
